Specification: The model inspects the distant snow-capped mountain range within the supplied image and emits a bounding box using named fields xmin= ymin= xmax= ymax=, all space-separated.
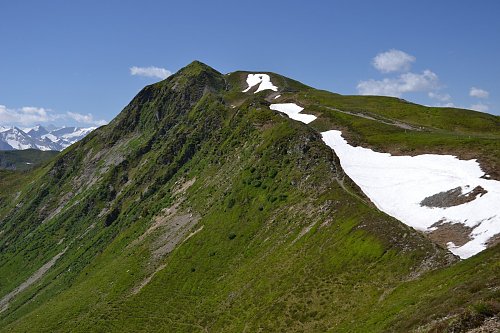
xmin=0 ymin=125 xmax=96 ymax=151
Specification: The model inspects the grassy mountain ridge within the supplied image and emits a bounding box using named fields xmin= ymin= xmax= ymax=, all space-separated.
xmin=227 ymin=71 xmax=500 ymax=178
xmin=295 ymin=90 xmax=499 ymax=179
xmin=0 ymin=61 xmax=497 ymax=332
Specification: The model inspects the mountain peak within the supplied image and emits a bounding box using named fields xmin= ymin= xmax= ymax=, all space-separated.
xmin=26 ymin=125 xmax=49 ymax=138
xmin=180 ymin=60 xmax=217 ymax=73
xmin=106 ymin=61 xmax=227 ymax=135
xmin=163 ymin=60 xmax=226 ymax=96
xmin=172 ymin=60 xmax=224 ymax=83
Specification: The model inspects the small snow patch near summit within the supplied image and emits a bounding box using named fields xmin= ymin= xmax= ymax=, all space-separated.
xmin=321 ymin=130 xmax=500 ymax=259
xmin=242 ymin=74 xmax=278 ymax=93
xmin=270 ymin=103 xmax=317 ymax=124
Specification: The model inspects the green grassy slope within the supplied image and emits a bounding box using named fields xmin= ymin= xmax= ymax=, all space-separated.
xmin=0 ymin=62 xmax=497 ymax=332
xmin=231 ymin=72 xmax=500 ymax=179
xmin=229 ymin=71 xmax=500 ymax=179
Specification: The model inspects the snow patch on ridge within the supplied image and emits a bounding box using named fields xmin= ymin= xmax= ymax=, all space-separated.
xmin=270 ymin=103 xmax=317 ymax=124
xmin=321 ymin=130 xmax=500 ymax=259
xmin=242 ymin=74 xmax=278 ymax=93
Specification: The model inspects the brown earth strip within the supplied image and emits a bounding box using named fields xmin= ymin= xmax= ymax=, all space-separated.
xmin=427 ymin=221 xmax=473 ymax=248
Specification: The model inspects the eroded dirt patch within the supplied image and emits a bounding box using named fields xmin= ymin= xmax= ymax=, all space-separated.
xmin=131 ymin=264 xmax=166 ymax=295
xmin=130 ymin=205 xmax=201 ymax=295
xmin=172 ymin=177 xmax=196 ymax=196
xmin=131 ymin=177 xmax=200 ymax=294
xmin=467 ymin=316 xmax=500 ymax=333
xmin=427 ymin=221 xmax=473 ymax=248
xmin=0 ymin=247 xmax=67 ymax=312
xmin=420 ymin=186 xmax=487 ymax=208
xmin=485 ymin=233 xmax=500 ymax=248
xmin=151 ymin=211 xmax=200 ymax=259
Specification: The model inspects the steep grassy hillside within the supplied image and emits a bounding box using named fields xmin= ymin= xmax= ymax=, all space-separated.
xmin=0 ymin=62 xmax=497 ymax=332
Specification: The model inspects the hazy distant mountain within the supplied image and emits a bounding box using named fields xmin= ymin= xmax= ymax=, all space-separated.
xmin=0 ymin=125 xmax=96 ymax=151
xmin=24 ymin=125 xmax=49 ymax=138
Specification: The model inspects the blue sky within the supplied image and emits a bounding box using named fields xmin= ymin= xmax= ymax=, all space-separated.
xmin=0 ymin=0 xmax=498 ymax=127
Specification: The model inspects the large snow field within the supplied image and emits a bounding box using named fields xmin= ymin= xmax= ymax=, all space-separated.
xmin=321 ymin=130 xmax=499 ymax=259
xmin=260 ymin=81 xmax=498 ymax=259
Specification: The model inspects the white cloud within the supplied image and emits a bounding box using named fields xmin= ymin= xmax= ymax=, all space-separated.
xmin=357 ymin=51 xmax=496 ymax=114
xmin=357 ymin=70 xmax=439 ymax=97
xmin=0 ymin=105 xmax=56 ymax=125
xmin=372 ymin=49 xmax=416 ymax=73
xmin=428 ymin=92 xmax=451 ymax=102
xmin=470 ymin=103 xmax=489 ymax=112
xmin=130 ymin=66 xmax=171 ymax=79
xmin=469 ymin=87 xmax=489 ymax=99
xmin=0 ymin=104 xmax=107 ymax=127
xmin=66 ymin=112 xmax=108 ymax=126
xmin=434 ymin=102 xmax=456 ymax=108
